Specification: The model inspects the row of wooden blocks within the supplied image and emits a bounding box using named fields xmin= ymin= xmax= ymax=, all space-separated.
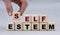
xmin=7 ymin=22 xmax=55 ymax=31
xmin=12 ymin=12 xmax=47 ymax=22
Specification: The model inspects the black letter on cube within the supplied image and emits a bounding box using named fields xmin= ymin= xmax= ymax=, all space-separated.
xmin=25 ymin=24 xmax=29 ymax=29
xmin=8 ymin=24 xmax=13 ymax=29
xmin=49 ymin=24 xmax=54 ymax=30
xmin=17 ymin=24 xmax=21 ymax=29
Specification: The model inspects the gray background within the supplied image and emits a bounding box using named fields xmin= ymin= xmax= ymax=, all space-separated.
xmin=0 ymin=0 xmax=60 ymax=35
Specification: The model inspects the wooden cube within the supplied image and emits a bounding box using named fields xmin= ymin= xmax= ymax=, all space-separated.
xmin=7 ymin=22 xmax=14 ymax=31
xmin=40 ymin=22 xmax=48 ymax=31
xmin=15 ymin=22 xmax=22 ymax=31
xmin=40 ymin=15 xmax=47 ymax=22
xmin=23 ymin=15 xmax=32 ymax=22
xmin=12 ymin=12 xmax=20 ymax=20
xmin=32 ymin=22 xmax=39 ymax=31
xmin=48 ymin=22 xmax=55 ymax=31
xmin=23 ymin=22 xmax=31 ymax=31
xmin=31 ymin=15 xmax=40 ymax=23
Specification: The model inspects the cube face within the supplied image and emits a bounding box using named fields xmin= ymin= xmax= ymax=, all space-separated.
xmin=32 ymin=15 xmax=39 ymax=23
xmin=23 ymin=22 xmax=31 ymax=31
xmin=32 ymin=23 xmax=39 ymax=31
xmin=12 ymin=12 xmax=20 ymax=20
xmin=40 ymin=22 xmax=48 ymax=31
xmin=48 ymin=22 xmax=55 ymax=31
xmin=15 ymin=22 xmax=22 ymax=31
xmin=40 ymin=15 xmax=47 ymax=22
xmin=23 ymin=15 xmax=32 ymax=22
xmin=7 ymin=22 xmax=14 ymax=31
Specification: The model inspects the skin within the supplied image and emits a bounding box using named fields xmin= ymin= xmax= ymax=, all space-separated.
xmin=3 ymin=0 xmax=28 ymax=16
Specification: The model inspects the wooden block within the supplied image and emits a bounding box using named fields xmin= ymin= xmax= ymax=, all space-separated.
xmin=40 ymin=22 xmax=48 ymax=31
xmin=12 ymin=12 xmax=20 ymax=20
xmin=23 ymin=15 xmax=32 ymax=22
xmin=48 ymin=22 xmax=55 ymax=31
xmin=31 ymin=15 xmax=40 ymax=23
xmin=23 ymin=22 xmax=31 ymax=31
xmin=32 ymin=22 xmax=39 ymax=31
xmin=40 ymin=15 xmax=47 ymax=22
xmin=7 ymin=22 xmax=14 ymax=31
xmin=15 ymin=22 xmax=22 ymax=31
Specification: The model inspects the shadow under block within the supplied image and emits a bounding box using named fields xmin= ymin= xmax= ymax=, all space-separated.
xmin=23 ymin=22 xmax=31 ymax=31
xmin=32 ymin=22 xmax=39 ymax=31
xmin=40 ymin=22 xmax=48 ymax=31
xmin=12 ymin=12 xmax=20 ymax=20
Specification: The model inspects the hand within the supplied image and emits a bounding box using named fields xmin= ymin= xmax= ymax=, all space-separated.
xmin=18 ymin=10 xmax=22 ymax=16
xmin=6 ymin=7 xmax=13 ymax=16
